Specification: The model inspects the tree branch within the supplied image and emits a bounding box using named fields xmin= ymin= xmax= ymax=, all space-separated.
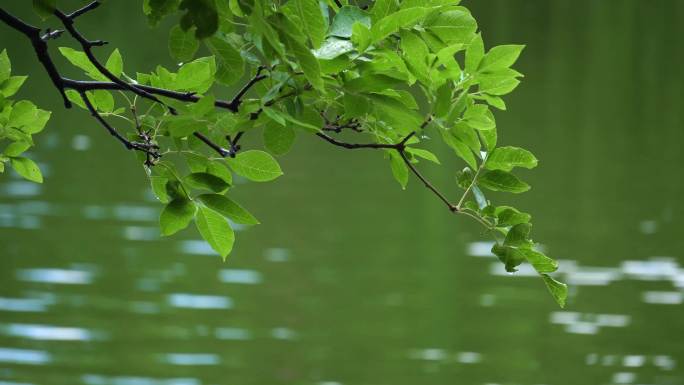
xmin=397 ymin=148 xmax=458 ymax=212
xmin=0 ymin=4 xmax=272 ymax=160
xmin=317 ymin=124 xmax=460 ymax=214
xmin=228 ymin=66 xmax=267 ymax=110
xmin=0 ymin=8 xmax=71 ymax=107
xmin=79 ymin=90 xmax=159 ymax=156
xmin=53 ymin=3 xmax=173 ymax=112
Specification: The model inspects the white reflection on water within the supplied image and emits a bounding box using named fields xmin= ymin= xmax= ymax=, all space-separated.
xmin=82 ymin=205 xmax=158 ymax=222
xmin=0 ymin=323 xmax=95 ymax=341
xmin=71 ymin=134 xmax=91 ymax=151
xmin=264 ymin=248 xmax=290 ymax=262
xmin=82 ymin=374 xmax=200 ymax=385
xmin=642 ymin=291 xmax=682 ymax=305
xmin=178 ymin=240 xmax=217 ymax=256
xmin=123 ymin=226 xmax=160 ymax=241
xmin=128 ymin=301 xmax=160 ymax=314
xmin=550 ymin=312 xmax=630 ymax=335
xmin=0 ymin=348 xmax=51 ymax=364
xmin=612 ymin=372 xmax=635 ymax=384
xmin=0 ymin=381 xmax=35 ymax=385
xmin=467 ymin=241 xmax=496 ymax=257
xmin=113 ymin=205 xmax=159 ymax=222
xmin=0 ymin=297 xmax=54 ymax=312
xmin=623 ymin=355 xmax=646 ymax=367
xmin=167 ymin=293 xmax=233 ymax=309
xmin=472 ymin=238 xmax=684 ymax=294
xmin=16 ymin=268 xmax=94 ymax=284
xmin=218 ymin=269 xmax=262 ymax=284
xmin=456 ymin=352 xmax=482 ymax=364
xmin=214 ymin=327 xmax=251 ymax=340
xmin=270 ymin=327 xmax=298 ymax=340
xmin=163 ymin=353 xmax=220 ymax=366
xmin=0 ymin=181 xmax=42 ymax=197
xmin=408 ymin=349 xmax=482 ymax=364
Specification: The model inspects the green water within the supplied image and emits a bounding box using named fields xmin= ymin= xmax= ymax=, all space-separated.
xmin=1 ymin=1 xmax=683 ymax=384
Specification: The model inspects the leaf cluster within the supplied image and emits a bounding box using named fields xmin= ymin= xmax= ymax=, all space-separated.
xmin=0 ymin=50 xmax=51 ymax=183
xmin=9 ymin=0 xmax=568 ymax=306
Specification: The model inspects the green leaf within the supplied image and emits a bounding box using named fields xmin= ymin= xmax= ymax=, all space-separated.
xmin=464 ymin=104 xmax=495 ymax=130
xmin=486 ymin=146 xmax=538 ymax=172
xmin=478 ymin=68 xmax=522 ymax=95
xmin=175 ymin=56 xmax=215 ymax=93
xmin=250 ymin=10 xmax=285 ymax=57
xmin=479 ymin=125 xmax=497 ymax=152
xmin=185 ymin=172 xmax=230 ymax=192
xmin=293 ymin=0 xmax=327 ymax=47
xmin=351 ymin=22 xmax=372 ymax=52
xmin=0 ymin=50 xmax=12 ymax=84
xmin=10 ymin=156 xmax=43 ymax=183
xmin=190 ymin=94 xmax=215 ymax=117
xmin=8 ymin=100 xmax=38 ymax=129
xmin=169 ymin=25 xmax=200 ymax=62
xmin=165 ymin=179 xmax=189 ymax=200
xmin=479 ymin=44 xmax=525 ymax=72
xmin=32 ymin=0 xmax=56 ymax=19
xmin=313 ymin=37 xmax=354 ymax=60
xmin=369 ymin=94 xmax=424 ymax=135
xmin=443 ymin=131 xmax=477 ymax=169
xmin=167 ymin=116 xmax=197 ymax=137
xmin=495 ymin=206 xmax=531 ymax=227
xmin=478 ymin=170 xmax=530 ymax=193
xmin=1 ymin=76 xmax=28 ymax=97
xmin=480 ymin=94 xmax=506 ymax=110
xmin=150 ymin=176 xmax=170 ymax=203
xmin=144 ymin=0 xmax=181 ymax=25
xmin=179 ymin=0 xmax=219 ymax=39
xmin=504 ymin=223 xmax=532 ymax=248
xmin=198 ymin=193 xmax=259 ymax=225
xmin=3 ymin=141 xmax=31 ymax=157
xmin=465 ymin=33 xmax=484 ymax=73
xmin=491 ymin=243 xmax=526 ymax=273
xmin=542 ymin=274 xmax=568 ymax=308
xmin=262 ymin=107 xmax=287 ymax=126
xmin=524 ymin=249 xmax=558 ymax=274
xmin=406 ymin=148 xmax=440 ymax=164
xmin=288 ymin=37 xmax=324 ymax=91
xmin=331 ymin=6 xmax=371 ymax=38
xmin=207 ymin=162 xmax=233 ymax=185
xmin=279 ymin=108 xmax=323 ymax=132
xmin=105 ymin=49 xmax=123 ymax=78
xmin=206 ymin=36 xmax=243 ymax=85
xmin=425 ymin=8 xmax=476 ymax=45
xmin=159 ymin=198 xmax=196 ymax=236
xmin=263 ymin=122 xmax=296 ymax=156
xmin=22 ymin=109 xmax=51 ymax=134
xmin=227 ymin=150 xmax=283 ymax=182
xmin=195 ymin=205 xmax=235 ymax=260
xmin=369 ymin=0 xmax=397 ymax=23
xmin=389 ymin=151 xmax=408 ymax=189
xmin=88 ymin=90 xmax=114 ymax=113
xmin=65 ymin=89 xmax=87 ymax=109
xmin=58 ymin=47 xmax=106 ymax=81
xmin=400 ymin=30 xmax=430 ymax=83
xmin=371 ymin=7 xmax=427 ymax=43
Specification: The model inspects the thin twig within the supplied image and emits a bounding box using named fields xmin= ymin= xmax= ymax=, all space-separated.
xmin=228 ymin=66 xmax=267 ymax=109
xmin=397 ymin=148 xmax=458 ymax=212
xmin=79 ymin=90 xmax=158 ymax=156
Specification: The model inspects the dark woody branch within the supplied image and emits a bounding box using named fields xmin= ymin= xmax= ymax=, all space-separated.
xmin=53 ymin=2 xmax=172 ymax=112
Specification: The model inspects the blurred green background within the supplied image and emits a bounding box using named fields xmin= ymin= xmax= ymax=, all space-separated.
xmin=1 ymin=1 xmax=683 ymax=384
